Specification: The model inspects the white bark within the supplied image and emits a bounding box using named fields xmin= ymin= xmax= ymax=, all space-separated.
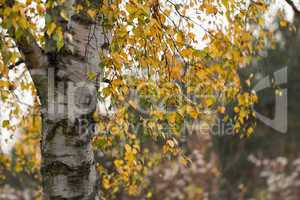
xmin=38 ymin=16 xmax=105 ymax=199
xmin=12 ymin=0 xmax=107 ymax=197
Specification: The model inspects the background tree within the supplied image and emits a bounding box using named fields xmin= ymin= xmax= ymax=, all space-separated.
xmin=211 ymin=1 xmax=300 ymax=199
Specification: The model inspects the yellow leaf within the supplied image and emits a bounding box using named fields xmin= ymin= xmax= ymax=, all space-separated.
xmin=176 ymin=32 xmax=184 ymax=43
xmin=203 ymin=4 xmax=218 ymax=14
xmin=179 ymin=156 xmax=188 ymax=166
xmin=204 ymin=97 xmax=215 ymax=107
xmin=18 ymin=17 xmax=28 ymax=29
xmin=112 ymin=79 xmax=123 ymax=87
xmin=241 ymin=32 xmax=251 ymax=42
xmin=0 ymin=80 xmax=10 ymax=88
xmin=234 ymin=106 xmax=240 ymax=113
xmin=280 ymin=20 xmax=288 ymax=27
xmin=111 ymin=126 xmax=120 ymax=135
xmin=75 ymin=4 xmax=83 ymax=13
xmin=128 ymin=100 xmax=138 ymax=109
xmin=87 ymin=71 xmax=97 ymax=80
xmin=247 ymin=127 xmax=254 ymax=136
xmin=114 ymin=159 xmax=124 ymax=168
xmin=102 ymin=176 xmax=111 ymax=189
xmin=218 ymin=106 xmax=226 ymax=113
xmin=186 ymin=105 xmax=198 ymax=118
xmin=170 ymin=65 xmax=181 ymax=79
xmin=102 ymin=87 xmax=111 ymax=97
xmin=27 ymin=116 xmax=41 ymax=133
xmin=47 ymin=22 xmax=56 ymax=36
xmin=128 ymin=184 xmax=139 ymax=196
xmin=167 ymin=112 xmax=177 ymax=124
xmin=60 ymin=10 xmax=69 ymax=21
xmin=125 ymin=144 xmax=131 ymax=152
xmin=180 ymin=48 xmax=191 ymax=57
xmin=188 ymin=32 xmax=196 ymax=40
xmin=2 ymin=120 xmax=10 ymax=128
xmin=87 ymin=9 xmax=97 ymax=18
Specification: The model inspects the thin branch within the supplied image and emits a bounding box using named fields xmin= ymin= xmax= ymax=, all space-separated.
xmin=285 ymin=0 xmax=300 ymax=16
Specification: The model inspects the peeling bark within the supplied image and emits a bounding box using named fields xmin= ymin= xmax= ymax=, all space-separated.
xmin=40 ymin=117 xmax=98 ymax=200
xmin=37 ymin=16 xmax=104 ymax=199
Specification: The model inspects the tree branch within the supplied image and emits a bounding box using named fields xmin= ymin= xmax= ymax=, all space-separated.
xmin=15 ymin=34 xmax=48 ymax=69
xmin=285 ymin=0 xmax=300 ymax=16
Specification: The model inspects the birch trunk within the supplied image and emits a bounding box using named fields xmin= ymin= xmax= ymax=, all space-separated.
xmin=27 ymin=9 xmax=105 ymax=200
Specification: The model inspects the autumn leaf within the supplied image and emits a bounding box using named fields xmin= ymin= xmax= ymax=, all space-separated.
xmin=2 ymin=120 xmax=10 ymax=128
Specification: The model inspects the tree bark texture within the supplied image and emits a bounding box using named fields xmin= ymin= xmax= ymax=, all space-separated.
xmin=41 ymin=21 xmax=104 ymax=200
xmin=17 ymin=1 xmax=107 ymax=198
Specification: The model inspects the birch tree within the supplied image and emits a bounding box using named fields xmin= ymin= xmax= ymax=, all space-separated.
xmin=0 ymin=0 xmax=291 ymax=199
